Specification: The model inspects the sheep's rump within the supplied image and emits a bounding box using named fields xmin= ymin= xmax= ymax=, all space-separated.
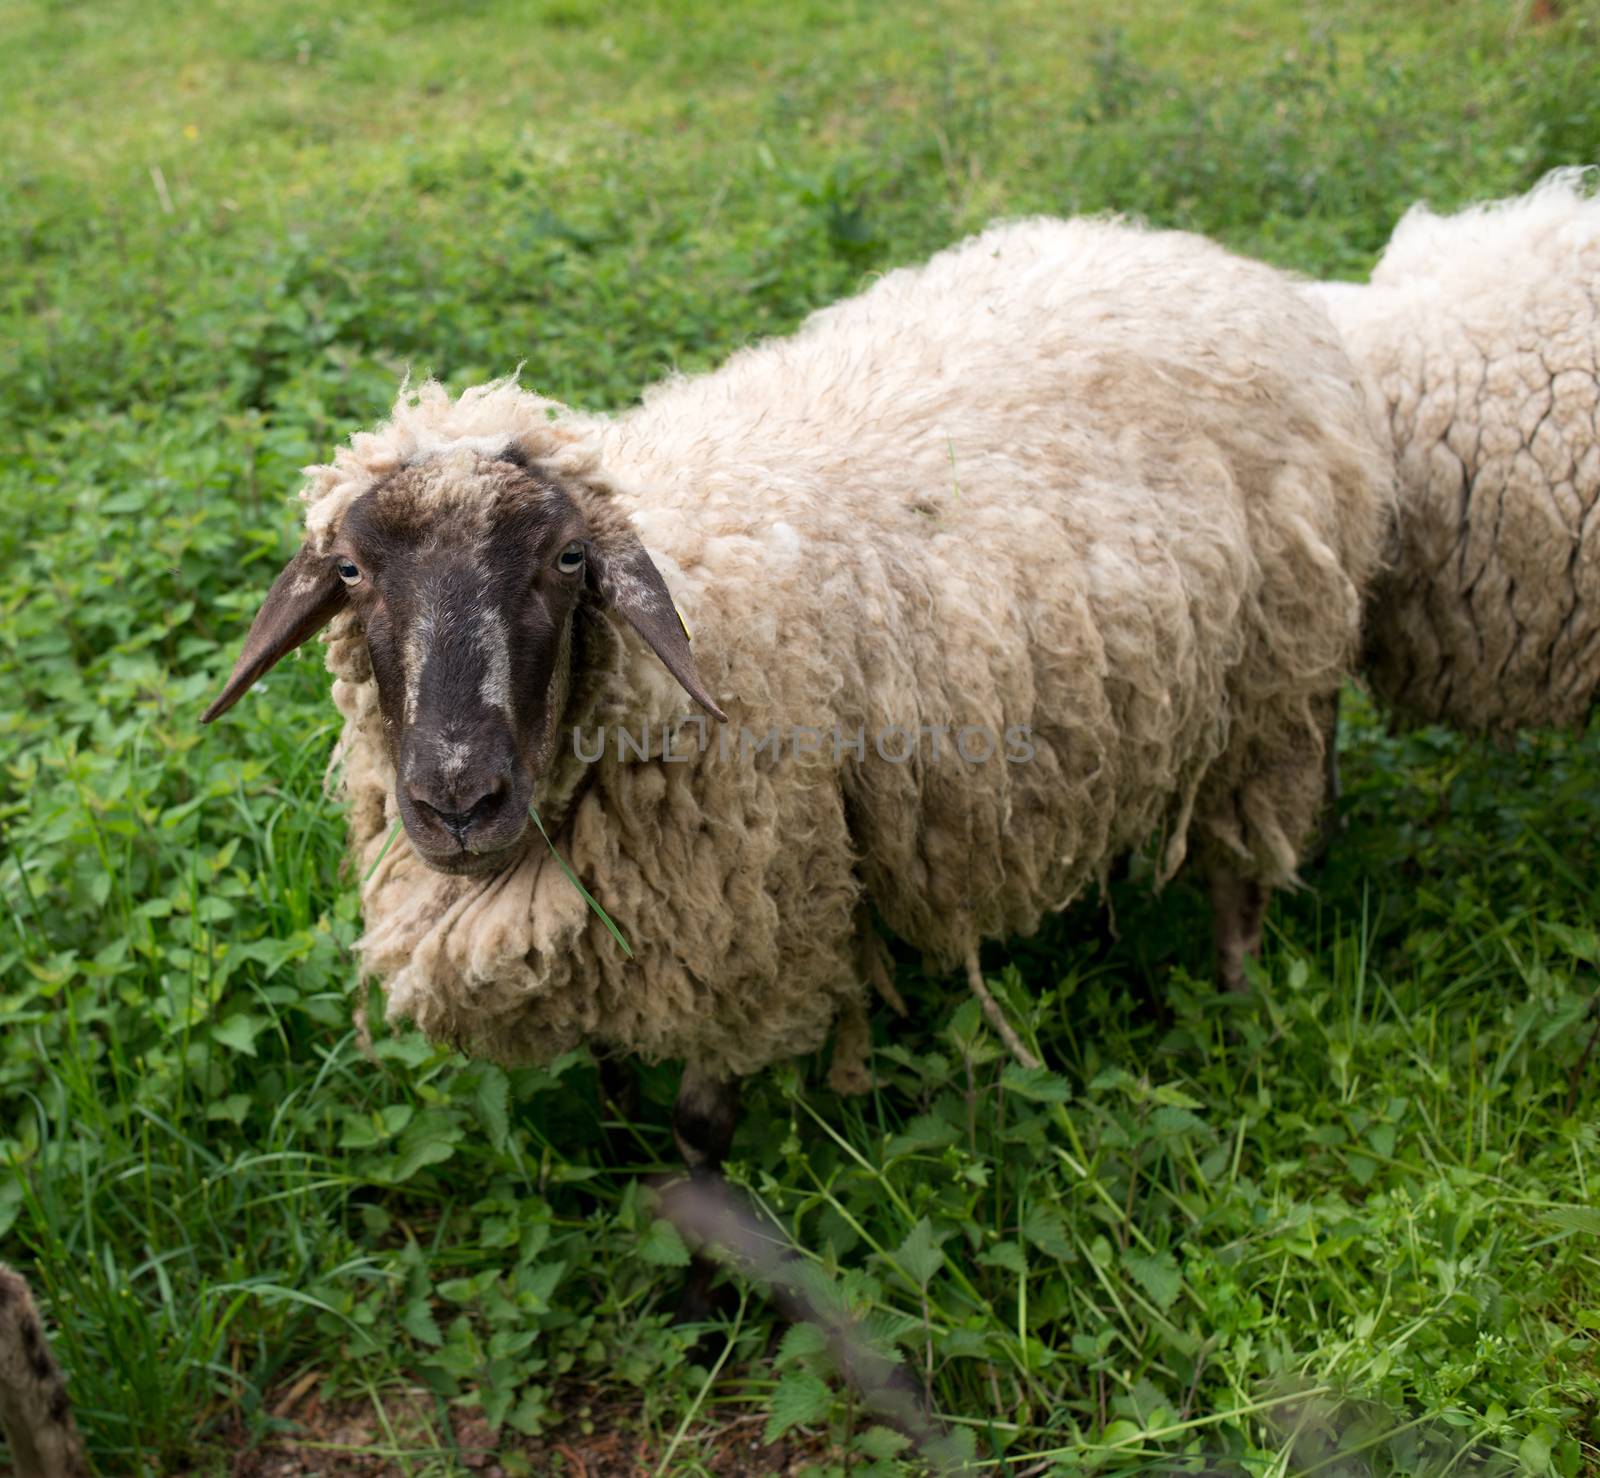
xmin=324 ymin=215 xmax=1391 ymax=1080
xmin=1311 ymin=169 xmax=1600 ymax=734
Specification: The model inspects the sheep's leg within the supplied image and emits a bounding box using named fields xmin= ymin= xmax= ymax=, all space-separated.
xmin=672 ymin=1065 xmax=740 ymax=1174
xmin=596 ymin=1056 xmax=638 ymax=1121
xmin=671 ymin=1067 xmax=741 ymax=1327
xmin=1210 ymin=871 xmax=1267 ymax=992
xmin=1202 ymin=686 xmax=1338 ymax=987
xmin=1305 ymin=691 xmax=1344 ymax=871
xmin=592 ymin=1056 xmax=643 ymax=1171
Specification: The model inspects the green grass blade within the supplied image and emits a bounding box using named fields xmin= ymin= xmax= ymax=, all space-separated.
xmin=529 ymin=803 xmax=634 ymax=959
xmin=362 ymin=818 xmax=404 ymax=884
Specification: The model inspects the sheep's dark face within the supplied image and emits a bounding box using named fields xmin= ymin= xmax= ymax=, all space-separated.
xmin=202 ymin=443 xmax=726 ymax=877
xmin=335 ymin=453 xmax=588 ymax=872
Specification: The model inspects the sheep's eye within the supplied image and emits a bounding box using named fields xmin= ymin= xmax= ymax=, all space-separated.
xmin=335 ymin=559 xmax=362 ymax=586
xmin=556 ymin=543 xmax=585 ymax=575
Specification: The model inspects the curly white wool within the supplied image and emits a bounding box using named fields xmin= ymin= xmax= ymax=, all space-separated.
xmin=1308 ymin=168 xmax=1600 ymax=733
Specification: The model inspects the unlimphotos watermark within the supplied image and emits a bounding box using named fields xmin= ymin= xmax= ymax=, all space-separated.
xmin=572 ymin=718 xmax=1035 ymax=765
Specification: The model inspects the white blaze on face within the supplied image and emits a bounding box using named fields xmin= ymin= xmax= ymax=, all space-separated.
xmin=476 ymin=605 xmax=513 ymax=721
xmin=402 ymin=577 xmax=442 ymax=725
xmin=437 ymin=734 xmax=472 ymax=782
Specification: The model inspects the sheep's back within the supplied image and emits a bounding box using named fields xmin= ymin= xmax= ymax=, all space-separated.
xmin=610 ymin=217 xmax=1391 ymax=968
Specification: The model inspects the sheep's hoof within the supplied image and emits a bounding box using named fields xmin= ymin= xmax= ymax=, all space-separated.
xmin=826 ymin=1055 xmax=873 ymax=1095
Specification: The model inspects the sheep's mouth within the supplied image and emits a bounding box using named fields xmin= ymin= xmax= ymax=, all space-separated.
xmin=391 ymin=764 xmax=536 ymax=877
xmin=408 ymin=829 xmax=530 ymax=878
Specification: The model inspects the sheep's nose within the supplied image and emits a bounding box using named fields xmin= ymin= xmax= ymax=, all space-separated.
xmin=408 ymin=782 xmax=507 ymax=844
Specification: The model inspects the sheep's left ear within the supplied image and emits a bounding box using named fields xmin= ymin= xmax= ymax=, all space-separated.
xmin=590 ymin=532 xmax=728 ymax=723
xmin=201 ymin=546 xmax=348 ymax=723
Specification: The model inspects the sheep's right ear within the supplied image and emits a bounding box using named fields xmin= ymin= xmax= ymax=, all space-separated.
xmin=201 ymin=547 xmax=348 ymax=723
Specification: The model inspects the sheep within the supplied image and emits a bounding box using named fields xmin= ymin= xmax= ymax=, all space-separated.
xmin=202 ymin=214 xmax=1392 ymax=1193
xmin=1306 ymin=169 xmax=1600 ymax=736
xmin=0 ymin=1265 xmax=86 ymax=1478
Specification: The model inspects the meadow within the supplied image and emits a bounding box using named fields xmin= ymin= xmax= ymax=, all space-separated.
xmin=3 ymin=0 xmax=1600 ymax=1472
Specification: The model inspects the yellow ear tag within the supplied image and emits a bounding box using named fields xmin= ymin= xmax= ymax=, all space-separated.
xmin=676 ymin=606 xmax=692 ymax=643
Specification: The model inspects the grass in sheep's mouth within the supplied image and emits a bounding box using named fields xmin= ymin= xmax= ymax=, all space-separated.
xmin=529 ymin=803 xmax=634 ymax=959
xmin=361 ymin=815 xmax=632 ymax=960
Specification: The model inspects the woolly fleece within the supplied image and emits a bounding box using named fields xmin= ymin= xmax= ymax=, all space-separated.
xmin=1309 ymin=168 xmax=1600 ymax=734
xmin=297 ymin=215 xmax=1393 ymax=1084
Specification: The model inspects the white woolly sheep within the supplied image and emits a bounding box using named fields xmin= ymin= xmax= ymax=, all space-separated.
xmin=1307 ymin=168 xmax=1600 ymax=735
xmin=204 ymin=215 xmax=1392 ymax=1190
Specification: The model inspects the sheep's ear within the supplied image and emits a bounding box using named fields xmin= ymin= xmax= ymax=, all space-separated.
xmin=201 ymin=547 xmax=348 ymax=723
xmin=590 ymin=533 xmax=728 ymax=722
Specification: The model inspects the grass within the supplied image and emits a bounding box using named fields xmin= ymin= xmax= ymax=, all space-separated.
xmin=2 ymin=0 xmax=1599 ymax=1472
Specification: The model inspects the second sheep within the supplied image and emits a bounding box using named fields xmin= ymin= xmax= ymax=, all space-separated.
xmin=1310 ymin=169 xmax=1600 ymax=737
